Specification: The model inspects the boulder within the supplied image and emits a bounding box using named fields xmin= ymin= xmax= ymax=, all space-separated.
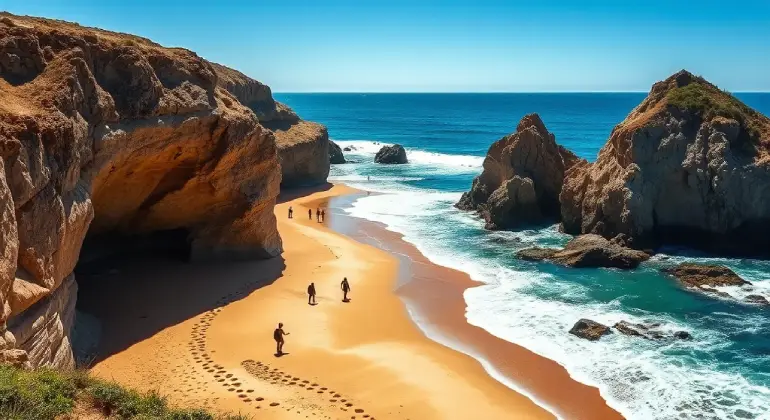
xmin=374 ymin=144 xmax=408 ymax=164
xmin=0 ymin=349 xmax=30 ymax=369
xmin=329 ymin=141 xmax=346 ymax=164
xmin=517 ymin=234 xmax=650 ymax=269
xmin=661 ymin=264 xmax=750 ymax=289
xmin=561 ymin=70 xmax=770 ymax=257
xmin=457 ymin=114 xmax=580 ymax=229
xmin=745 ymin=294 xmax=769 ymax=305
xmin=0 ymin=13 xmax=288 ymax=367
xmin=613 ymin=321 xmax=647 ymax=338
xmin=569 ymin=319 xmax=611 ymax=341
xmin=673 ymin=331 xmax=693 ymax=340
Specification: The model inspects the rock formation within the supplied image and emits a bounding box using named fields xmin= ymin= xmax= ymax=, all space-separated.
xmin=517 ymin=234 xmax=650 ymax=269
xmin=329 ymin=141 xmax=345 ymax=164
xmin=457 ymin=114 xmax=580 ymax=229
xmin=212 ymin=64 xmax=330 ymax=188
xmin=568 ymin=319 xmax=611 ymax=341
xmin=613 ymin=320 xmax=691 ymax=340
xmin=561 ymin=70 xmax=770 ymax=256
xmin=0 ymin=14 xmax=286 ymax=368
xmin=374 ymin=144 xmax=408 ymax=164
xmin=662 ymin=263 xmax=749 ymax=289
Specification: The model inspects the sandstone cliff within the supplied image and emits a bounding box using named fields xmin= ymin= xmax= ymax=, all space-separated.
xmin=0 ymin=14 xmax=283 ymax=368
xmin=212 ymin=64 xmax=330 ymax=188
xmin=561 ymin=70 xmax=770 ymax=255
xmin=457 ymin=114 xmax=580 ymax=229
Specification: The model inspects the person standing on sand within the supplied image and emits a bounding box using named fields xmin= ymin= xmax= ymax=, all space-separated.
xmin=321 ymin=209 xmax=326 ymax=223
xmin=288 ymin=206 xmax=293 ymax=219
xmin=274 ymin=322 xmax=289 ymax=355
xmin=341 ymin=277 xmax=351 ymax=301
xmin=308 ymin=208 xmax=312 ymax=220
xmin=316 ymin=208 xmax=321 ymax=222
xmin=307 ymin=282 xmax=316 ymax=305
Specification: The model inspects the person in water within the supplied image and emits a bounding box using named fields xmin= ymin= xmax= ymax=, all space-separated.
xmin=274 ymin=322 xmax=289 ymax=355
xmin=307 ymin=282 xmax=316 ymax=305
xmin=308 ymin=208 xmax=312 ymax=220
xmin=341 ymin=277 xmax=351 ymax=301
xmin=321 ymin=209 xmax=326 ymax=222
xmin=288 ymin=206 xmax=293 ymax=219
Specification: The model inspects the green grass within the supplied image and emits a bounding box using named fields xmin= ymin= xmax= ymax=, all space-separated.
xmin=0 ymin=365 xmax=250 ymax=420
xmin=666 ymin=82 xmax=748 ymax=121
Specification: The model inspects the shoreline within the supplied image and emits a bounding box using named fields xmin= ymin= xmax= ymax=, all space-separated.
xmin=318 ymin=187 xmax=623 ymax=420
xmin=86 ymin=183 xmax=619 ymax=419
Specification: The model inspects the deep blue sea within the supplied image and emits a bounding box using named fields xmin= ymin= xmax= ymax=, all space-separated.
xmin=276 ymin=93 xmax=770 ymax=420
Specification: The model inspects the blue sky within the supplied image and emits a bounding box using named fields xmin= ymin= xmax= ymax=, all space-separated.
xmin=4 ymin=0 xmax=769 ymax=92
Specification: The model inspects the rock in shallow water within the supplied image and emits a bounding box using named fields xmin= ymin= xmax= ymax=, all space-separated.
xmin=569 ymin=319 xmax=611 ymax=341
xmin=662 ymin=264 xmax=750 ymax=288
xmin=329 ymin=141 xmax=346 ymax=164
xmin=516 ymin=234 xmax=650 ymax=269
xmin=374 ymin=144 xmax=408 ymax=164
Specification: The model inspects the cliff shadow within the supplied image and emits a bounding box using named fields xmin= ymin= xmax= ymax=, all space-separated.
xmin=73 ymin=233 xmax=286 ymax=365
xmin=278 ymin=182 xmax=334 ymax=204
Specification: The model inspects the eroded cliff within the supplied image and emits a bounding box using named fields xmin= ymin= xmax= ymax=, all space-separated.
xmin=561 ymin=70 xmax=770 ymax=255
xmin=212 ymin=64 xmax=330 ymax=188
xmin=0 ymin=14 xmax=283 ymax=368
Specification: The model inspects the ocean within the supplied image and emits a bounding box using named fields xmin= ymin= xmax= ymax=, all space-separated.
xmin=275 ymin=93 xmax=770 ymax=420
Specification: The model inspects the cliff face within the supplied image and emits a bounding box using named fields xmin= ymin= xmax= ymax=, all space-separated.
xmin=561 ymin=70 xmax=770 ymax=254
xmin=212 ymin=64 xmax=330 ymax=188
xmin=457 ymin=114 xmax=579 ymax=229
xmin=0 ymin=14 xmax=282 ymax=368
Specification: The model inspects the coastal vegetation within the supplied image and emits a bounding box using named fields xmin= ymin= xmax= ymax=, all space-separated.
xmin=0 ymin=365 xmax=247 ymax=420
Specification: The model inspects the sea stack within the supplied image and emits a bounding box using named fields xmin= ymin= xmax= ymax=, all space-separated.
xmin=375 ymin=144 xmax=408 ymax=164
xmin=213 ymin=64 xmax=331 ymax=188
xmin=329 ymin=141 xmax=346 ymax=164
xmin=457 ymin=113 xmax=580 ymax=229
xmin=0 ymin=14 xmax=309 ymax=368
xmin=561 ymin=70 xmax=770 ymax=256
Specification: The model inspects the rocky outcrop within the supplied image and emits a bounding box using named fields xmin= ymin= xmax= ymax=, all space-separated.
xmin=613 ymin=320 xmax=691 ymax=340
xmin=329 ymin=141 xmax=345 ymax=164
xmin=457 ymin=114 xmax=580 ymax=229
xmin=517 ymin=234 xmax=650 ymax=269
xmin=212 ymin=64 xmax=330 ymax=188
xmin=0 ymin=14 xmax=283 ymax=367
xmin=662 ymin=264 xmax=749 ymax=288
xmin=561 ymin=70 xmax=770 ymax=256
xmin=569 ymin=319 xmax=611 ymax=341
xmin=745 ymin=295 xmax=769 ymax=305
xmin=374 ymin=144 xmax=408 ymax=164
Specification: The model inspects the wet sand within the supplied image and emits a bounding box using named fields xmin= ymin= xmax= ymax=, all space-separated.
xmin=87 ymin=184 xmax=621 ymax=419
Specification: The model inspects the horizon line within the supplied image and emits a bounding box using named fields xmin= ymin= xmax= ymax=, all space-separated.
xmin=273 ymin=91 xmax=770 ymax=94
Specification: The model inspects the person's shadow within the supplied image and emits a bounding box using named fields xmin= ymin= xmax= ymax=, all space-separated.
xmin=308 ymin=302 xmax=318 ymax=306
xmin=342 ymin=298 xmax=351 ymax=303
xmin=275 ymin=352 xmax=290 ymax=358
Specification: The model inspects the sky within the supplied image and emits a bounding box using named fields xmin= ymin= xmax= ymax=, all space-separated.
xmin=3 ymin=0 xmax=769 ymax=92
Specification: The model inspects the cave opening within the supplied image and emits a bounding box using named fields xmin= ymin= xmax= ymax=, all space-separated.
xmin=71 ymin=228 xmax=192 ymax=365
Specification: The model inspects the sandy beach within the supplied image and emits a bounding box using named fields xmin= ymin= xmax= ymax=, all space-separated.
xmin=86 ymin=184 xmax=621 ymax=419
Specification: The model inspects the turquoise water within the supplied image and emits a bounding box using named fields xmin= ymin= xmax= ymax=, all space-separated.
xmin=276 ymin=93 xmax=770 ymax=420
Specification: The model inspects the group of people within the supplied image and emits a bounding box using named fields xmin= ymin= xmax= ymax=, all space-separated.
xmin=274 ymin=277 xmax=351 ymax=356
xmin=287 ymin=206 xmax=325 ymax=223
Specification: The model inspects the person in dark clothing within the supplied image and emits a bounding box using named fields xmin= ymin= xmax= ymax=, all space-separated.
xmin=341 ymin=277 xmax=351 ymax=302
xmin=316 ymin=208 xmax=321 ymax=222
xmin=321 ymin=209 xmax=326 ymax=222
xmin=308 ymin=208 xmax=312 ymax=220
xmin=274 ymin=322 xmax=289 ymax=355
xmin=307 ymin=282 xmax=316 ymax=305
xmin=288 ymin=206 xmax=293 ymax=219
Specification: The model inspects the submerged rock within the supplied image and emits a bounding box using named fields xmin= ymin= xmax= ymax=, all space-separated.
xmin=329 ymin=141 xmax=346 ymax=164
xmin=745 ymin=294 xmax=770 ymax=305
xmin=560 ymin=70 xmax=770 ymax=257
xmin=517 ymin=234 xmax=650 ymax=269
xmin=673 ymin=331 xmax=693 ymax=340
xmin=374 ymin=144 xmax=408 ymax=164
xmin=662 ymin=264 xmax=750 ymax=289
xmin=613 ymin=321 xmax=648 ymax=338
xmin=569 ymin=319 xmax=612 ymax=341
xmin=457 ymin=114 xmax=580 ymax=229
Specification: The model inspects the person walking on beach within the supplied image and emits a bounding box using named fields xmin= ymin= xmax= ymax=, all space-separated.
xmin=316 ymin=208 xmax=321 ymax=222
xmin=274 ymin=322 xmax=289 ymax=355
xmin=341 ymin=277 xmax=351 ymax=302
xmin=307 ymin=282 xmax=316 ymax=305
xmin=321 ymin=209 xmax=326 ymax=223
xmin=308 ymin=208 xmax=312 ymax=220
xmin=288 ymin=206 xmax=293 ymax=219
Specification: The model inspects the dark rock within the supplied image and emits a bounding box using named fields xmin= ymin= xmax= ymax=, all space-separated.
xmin=745 ymin=294 xmax=769 ymax=305
xmin=662 ymin=264 xmax=750 ymax=289
xmin=613 ymin=321 xmax=647 ymax=338
xmin=329 ymin=141 xmax=346 ymax=164
xmin=457 ymin=114 xmax=580 ymax=229
xmin=517 ymin=234 xmax=650 ymax=269
xmin=673 ymin=331 xmax=692 ymax=340
xmin=343 ymin=146 xmax=353 ymax=151
xmin=374 ymin=144 xmax=408 ymax=164
xmin=569 ymin=319 xmax=611 ymax=341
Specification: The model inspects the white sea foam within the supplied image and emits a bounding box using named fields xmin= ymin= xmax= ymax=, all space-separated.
xmin=333 ymin=145 xmax=770 ymax=420
xmin=334 ymin=139 xmax=484 ymax=169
